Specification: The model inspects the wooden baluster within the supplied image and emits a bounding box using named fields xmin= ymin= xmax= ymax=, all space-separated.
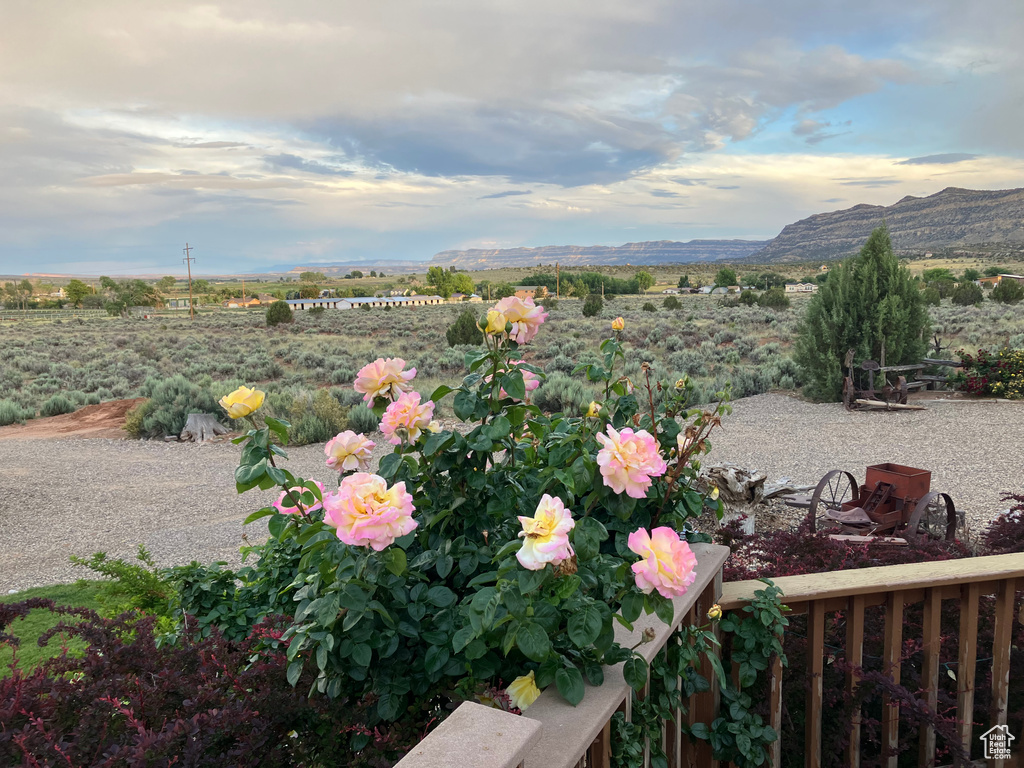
xmin=957 ymin=582 xmax=980 ymax=756
xmin=806 ymin=600 xmax=825 ymax=768
xmin=768 ymin=654 xmax=783 ymax=768
xmin=665 ymin=640 xmax=682 ymax=768
xmin=882 ymin=591 xmax=905 ymax=768
xmin=588 ymin=719 xmax=612 ymax=768
xmin=685 ymin=579 xmax=721 ymax=768
xmin=918 ymin=588 xmax=942 ymax=768
xmin=990 ymin=578 xmax=1016 ymax=768
xmin=845 ymin=595 xmax=866 ymax=768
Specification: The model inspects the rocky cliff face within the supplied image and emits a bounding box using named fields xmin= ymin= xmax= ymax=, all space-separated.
xmin=429 ymin=239 xmax=768 ymax=269
xmin=752 ymin=187 xmax=1024 ymax=262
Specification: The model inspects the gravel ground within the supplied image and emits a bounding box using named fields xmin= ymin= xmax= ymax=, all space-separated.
xmin=2 ymin=393 xmax=1022 ymax=592
xmin=709 ymin=393 xmax=1024 ymax=540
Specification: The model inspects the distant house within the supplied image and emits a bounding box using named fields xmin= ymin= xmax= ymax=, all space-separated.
xmin=225 ymin=297 xmax=262 ymax=308
xmin=979 ymin=274 xmax=1024 ymax=288
xmin=166 ymin=297 xmax=194 ymax=310
xmin=291 ymin=294 xmax=445 ymax=311
xmin=514 ymin=286 xmax=548 ymax=300
xmin=662 ymin=288 xmax=680 ymax=295
xmin=784 ymin=283 xmax=818 ymax=294
xmin=698 ymin=286 xmax=714 ymax=295
xmin=285 ymin=298 xmax=352 ymax=311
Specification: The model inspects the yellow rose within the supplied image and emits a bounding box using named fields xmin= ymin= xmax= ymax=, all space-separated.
xmin=611 ymin=316 xmax=625 ymax=331
xmin=707 ymin=603 xmax=723 ymax=621
xmin=485 ymin=310 xmax=508 ymax=335
xmin=219 ymin=385 xmax=266 ymax=419
xmin=709 ymin=485 xmax=720 ymax=501
xmin=586 ymin=401 xmax=601 ymax=418
xmin=506 ymin=670 xmax=542 ymax=711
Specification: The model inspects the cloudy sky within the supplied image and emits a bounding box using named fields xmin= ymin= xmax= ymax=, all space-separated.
xmin=2 ymin=1 xmax=1023 ymax=275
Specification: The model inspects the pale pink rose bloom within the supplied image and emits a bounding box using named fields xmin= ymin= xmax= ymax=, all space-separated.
xmin=324 ymin=430 xmax=376 ymax=472
xmin=517 ymin=494 xmax=575 ymax=570
xmin=353 ymin=357 xmax=417 ymax=404
xmin=491 ymin=296 xmax=548 ymax=345
xmin=273 ymin=481 xmax=326 ymax=516
xmin=595 ymin=425 xmax=667 ymax=499
xmin=322 ymin=472 xmax=417 ymax=551
xmin=628 ymin=527 xmax=698 ymax=599
xmin=380 ymin=391 xmax=435 ymax=445
xmin=484 ymin=361 xmax=542 ymax=402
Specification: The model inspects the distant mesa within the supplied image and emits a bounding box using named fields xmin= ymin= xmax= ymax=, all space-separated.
xmin=751 ymin=186 xmax=1024 ymax=263
xmin=429 ymin=240 xmax=769 ymax=269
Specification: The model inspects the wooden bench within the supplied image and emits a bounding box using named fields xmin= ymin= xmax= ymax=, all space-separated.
xmin=880 ymin=359 xmax=963 ymax=392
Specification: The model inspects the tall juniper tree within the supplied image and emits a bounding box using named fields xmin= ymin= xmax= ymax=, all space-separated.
xmin=794 ymin=225 xmax=929 ymax=401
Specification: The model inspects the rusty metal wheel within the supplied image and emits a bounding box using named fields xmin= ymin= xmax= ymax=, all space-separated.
xmin=905 ymin=492 xmax=958 ymax=542
xmin=807 ymin=470 xmax=859 ymax=533
xmin=843 ymin=377 xmax=856 ymax=410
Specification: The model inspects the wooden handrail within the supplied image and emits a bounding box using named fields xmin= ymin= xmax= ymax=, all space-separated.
xmin=719 ymin=553 xmax=1024 ymax=610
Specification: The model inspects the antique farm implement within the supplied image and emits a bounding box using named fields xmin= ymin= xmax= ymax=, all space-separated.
xmin=782 ymin=463 xmax=962 ymax=543
xmin=842 ymin=349 xmax=926 ymax=411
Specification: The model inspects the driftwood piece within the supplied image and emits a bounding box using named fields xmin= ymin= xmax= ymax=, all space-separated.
xmin=180 ymin=413 xmax=230 ymax=442
xmin=853 ymin=399 xmax=926 ymax=411
xmin=701 ymin=463 xmax=768 ymax=535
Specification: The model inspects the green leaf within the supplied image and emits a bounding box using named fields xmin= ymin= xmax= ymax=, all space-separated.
xmin=583 ymin=660 xmax=604 ymax=687
xmin=555 ymin=666 xmax=585 ymax=706
xmin=517 ymin=567 xmax=548 ymax=595
xmin=573 ymin=517 xmax=606 ymax=561
xmin=286 ymin=659 xmax=303 ymax=687
xmin=567 ymin=604 xmax=604 ymax=648
xmin=515 ymin=622 xmax=550 ymax=662
xmin=452 ymin=626 xmax=476 ymax=653
xmin=485 ymin=415 xmax=512 ymax=441
xmin=619 ymin=591 xmax=644 ymax=623
xmin=647 ymin=592 xmax=676 ymax=625
xmin=453 ymin=391 xmax=478 ymax=421
xmin=422 ymin=430 xmax=453 ymax=457
xmin=266 ymin=464 xmax=287 ymax=485
xmin=500 ymin=370 xmax=527 ymax=402
xmin=429 ymin=384 xmax=455 ymax=403
xmin=623 ymin=656 xmax=648 ymax=691
xmin=264 ymin=416 xmax=290 ymax=446
xmin=689 ymin=722 xmax=711 ymax=740
xmin=383 ymin=548 xmax=407 ymax=577
xmin=267 ymin=513 xmax=289 ymax=538
xmin=426 ymin=585 xmax=457 ymax=608
xmin=378 ymin=453 xmax=402 ymax=479
xmin=377 ymin=691 xmax=402 ymax=721
xmin=234 ymin=458 xmax=267 ymax=485
xmin=243 ymin=507 xmax=276 ymax=525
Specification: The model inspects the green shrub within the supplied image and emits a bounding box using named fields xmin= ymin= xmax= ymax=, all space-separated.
xmin=308 ymin=305 xmax=325 ymax=317
xmin=540 ymin=297 xmax=558 ymax=311
xmin=757 ymin=287 xmax=790 ymax=310
xmin=445 ymin=309 xmax=484 ymax=347
xmin=39 ymin=394 xmax=75 ymax=417
xmin=346 ymin=403 xmax=380 ymax=433
xmin=992 ymin=278 xmax=1024 ymax=304
xmin=662 ymin=296 xmax=681 ymax=310
xmin=0 ymin=399 xmax=30 ymax=425
xmin=738 ymin=289 xmax=759 ymax=307
xmin=138 ymin=374 xmax=221 ymax=438
xmin=123 ymin=399 xmax=152 ymax=438
xmin=265 ymin=300 xmax=294 ymax=326
xmin=951 ymin=282 xmax=984 ymax=306
xmin=582 ymin=294 xmax=603 ymax=317
xmin=642 ymin=302 xmax=656 ymax=312
xmin=921 ymin=286 xmax=941 ymax=306
xmin=532 ymin=371 xmax=591 ymax=414
xmin=360 ymin=303 xmax=372 ymax=311
xmin=69 ymin=545 xmax=171 ymax=614
xmin=794 ymin=226 xmax=928 ymax=401
xmin=290 ymin=389 xmax=349 ymax=446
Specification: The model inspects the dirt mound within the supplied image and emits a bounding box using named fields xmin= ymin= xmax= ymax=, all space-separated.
xmin=0 ymin=398 xmax=146 ymax=440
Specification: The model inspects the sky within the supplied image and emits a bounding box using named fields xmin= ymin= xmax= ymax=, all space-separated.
xmin=1 ymin=1 xmax=1023 ymax=275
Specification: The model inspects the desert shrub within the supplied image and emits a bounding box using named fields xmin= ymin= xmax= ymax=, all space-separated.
xmin=69 ymin=545 xmax=172 ymax=614
xmin=137 ymin=374 xmax=221 ymax=438
xmin=738 ymin=289 xmax=758 ymax=307
xmin=663 ymin=296 xmax=681 ymax=310
xmin=445 ymin=308 xmax=484 ymax=347
xmin=531 ymin=371 xmax=591 ymax=413
xmin=308 ymin=305 xmax=325 ymax=317
xmin=346 ymin=403 xmax=380 ymax=433
xmin=921 ymin=285 xmax=941 ymax=306
xmin=756 ymin=286 xmax=790 ymax=310
xmin=582 ymin=293 xmax=603 ymax=317
xmin=39 ymin=394 xmax=75 ymax=417
xmin=360 ymin=302 xmax=371 ymax=311
xmin=642 ymin=302 xmax=656 ymax=312
xmin=289 ymin=389 xmax=349 ymax=446
xmin=0 ymin=399 xmax=31 ymax=426
xmin=992 ymin=278 xmax=1024 ymax=304
xmin=794 ymin=226 xmax=929 ymax=401
xmin=122 ymin=399 xmax=152 ymax=438
xmin=951 ymin=281 xmax=984 ymax=306
xmin=949 ymin=346 xmax=1024 ymax=398
xmin=540 ymin=297 xmax=558 ymax=311
xmin=266 ymin=300 xmax=294 ymax=326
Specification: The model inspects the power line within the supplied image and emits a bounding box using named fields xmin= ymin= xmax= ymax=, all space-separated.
xmin=183 ymin=243 xmax=196 ymax=320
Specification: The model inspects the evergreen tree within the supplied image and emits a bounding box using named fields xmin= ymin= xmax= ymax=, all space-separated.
xmin=794 ymin=226 xmax=929 ymax=401
xmin=445 ymin=309 xmax=484 ymax=347
xmin=991 ymin=278 xmax=1024 ymax=304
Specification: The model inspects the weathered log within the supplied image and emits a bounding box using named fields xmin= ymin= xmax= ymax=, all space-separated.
xmin=853 ymin=399 xmax=926 ymax=411
xmin=701 ymin=463 xmax=768 ymax=535
xmin=180 ymin=413 xmax=231 ymax=442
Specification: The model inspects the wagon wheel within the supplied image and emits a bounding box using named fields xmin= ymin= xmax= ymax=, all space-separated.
xmin=904 ymin=492 xmax=958 ymax=542
xmin=843 ymin=377 xmax=856 ymax=410
xmin=807 ymin=470 xmax=859 ymax=533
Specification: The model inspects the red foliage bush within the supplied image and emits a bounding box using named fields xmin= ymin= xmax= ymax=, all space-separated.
xmin=983 ymin=493 xmax=1024 ymax=554
xmin=0 ymin=601 xmax=427 ymax=767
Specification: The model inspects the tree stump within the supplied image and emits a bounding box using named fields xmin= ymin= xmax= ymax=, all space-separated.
xmin=701 ymin=463 xmax=768 ymax=535
xmin=180 ymin=413 xmax=230 ymax=443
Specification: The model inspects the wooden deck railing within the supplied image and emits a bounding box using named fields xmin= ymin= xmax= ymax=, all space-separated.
xmin=720 ymin=553 xmax=1024 ymax=768
xmin=396 ymin=550 xmax=1024 ymax=768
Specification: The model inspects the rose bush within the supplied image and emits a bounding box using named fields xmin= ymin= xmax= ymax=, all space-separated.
xmin=225 ymin=298 xmax=729 ymax=755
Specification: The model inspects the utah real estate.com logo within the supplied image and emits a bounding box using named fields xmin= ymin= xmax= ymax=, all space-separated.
xmin=981 ymin=725 xmax=1015 ymax=761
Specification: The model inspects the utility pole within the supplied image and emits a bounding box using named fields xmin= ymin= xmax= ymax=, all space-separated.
xmin=242 ymin=277 xmax=246 ymax=306
xmin=183 ymin=243 xmax=196 ymax=320
xmin=556 ymin=262 xmax=560 ymax=299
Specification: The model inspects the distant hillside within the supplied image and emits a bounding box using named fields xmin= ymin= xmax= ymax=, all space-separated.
xmin=753 ymin=187 xmax=1024 ymax=263
xmin=430 ymin=239 xmax=768 ymax=269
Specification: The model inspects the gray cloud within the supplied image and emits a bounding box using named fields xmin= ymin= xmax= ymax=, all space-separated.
xmin=650 ymin=189 xmax=680 ymax=198
xmin=478 ymin=190 xmax=533 ymax=199
xmin=837 ymin=178 xmax=902 ymax=187
xmin=896 ymin=153 xmax=980 ymax=165
xmin=264 ymin=153 xmax=353 ymax=176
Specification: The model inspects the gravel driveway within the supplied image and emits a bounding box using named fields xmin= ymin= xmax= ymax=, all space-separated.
xmin=1 ymin=393 xmax=1022 ymax=592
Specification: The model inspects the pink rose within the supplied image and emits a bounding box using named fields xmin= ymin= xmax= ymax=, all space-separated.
xmin=322 ymin=472 xmax=417 ymax=551
xmin=353 ymin=358 xmax=417 ymax=404
xmin=491 ymin=296 xmax=548 ymax=345
xmin=628 ymin=527 xmax=698 ymax=599
xmin=595 ymin=425 xmax=667 ymax=499
xmin=273 ymin=481 xmax=325 ymax=516
xmin=380 ymin=391 xmax=435 ymax=445
xmin=325 ymin=430 xmax=375 ymax=472
xmin=517 ymin=494 xmax=575 ymax=570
